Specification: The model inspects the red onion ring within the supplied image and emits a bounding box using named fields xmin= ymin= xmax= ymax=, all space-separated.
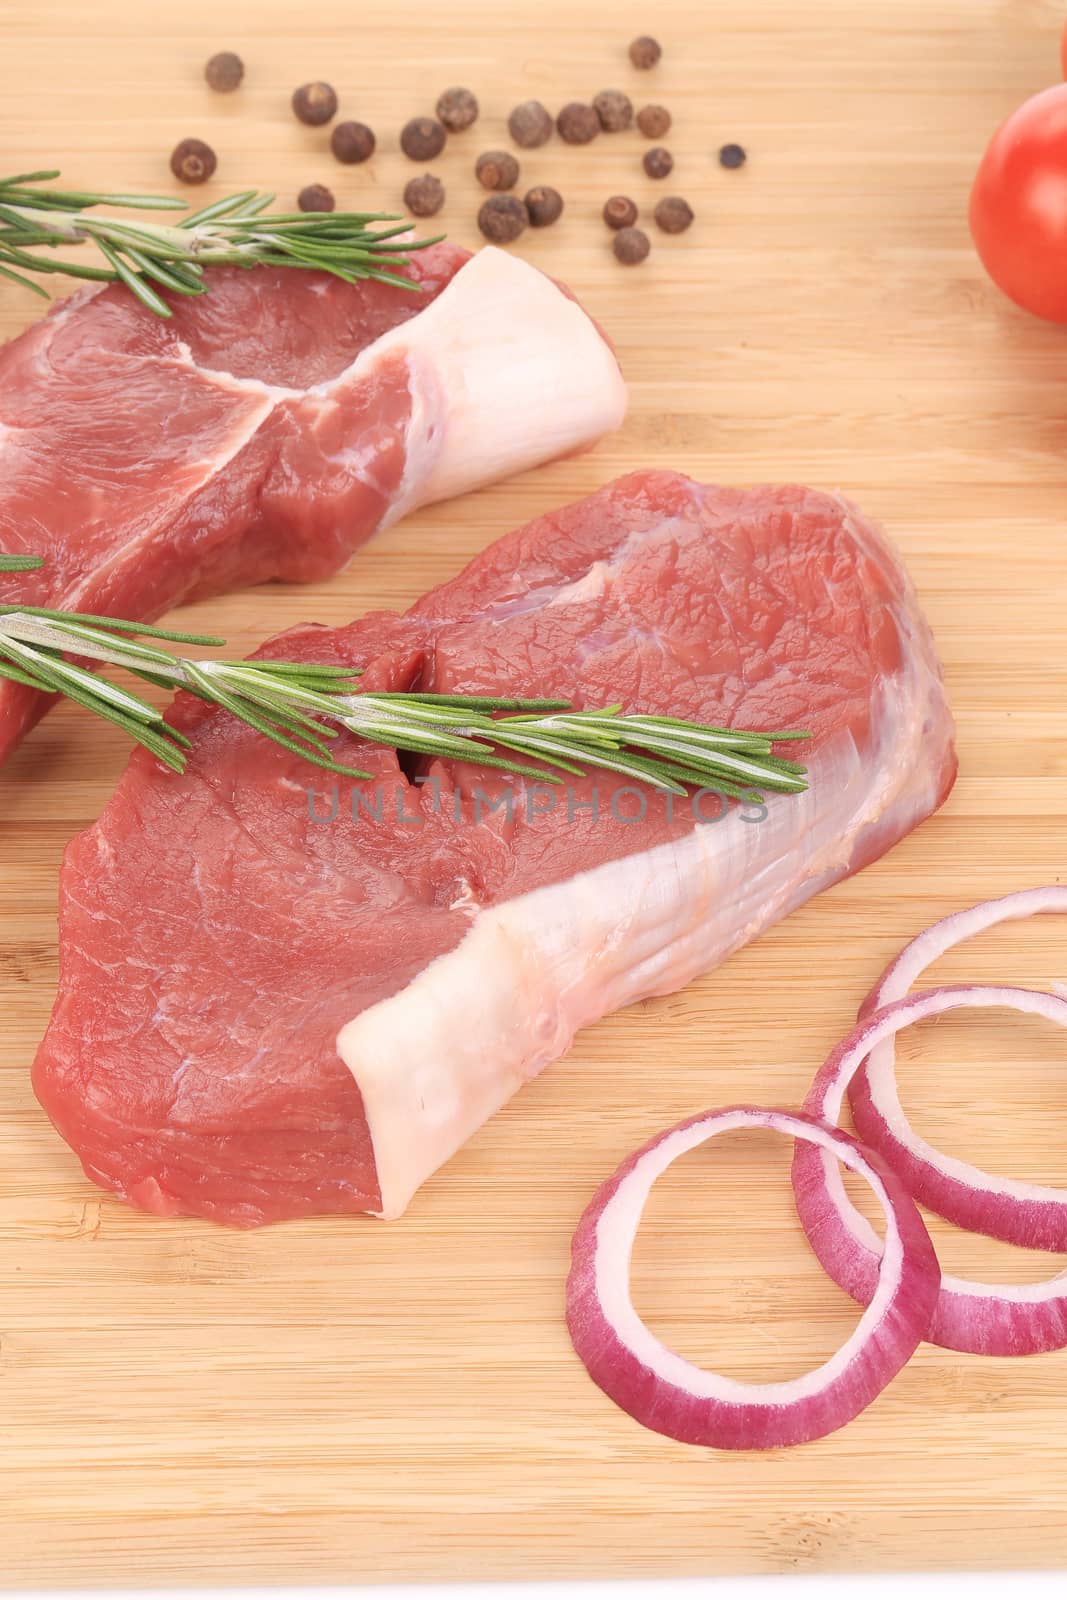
xmin=566 ymin=1105 xmax=939 ymax=1449
xmin=793 ymin=975 xmax=1067 ymax=1357
xmin=851 ymin=888 xmax=1067 ymax=1250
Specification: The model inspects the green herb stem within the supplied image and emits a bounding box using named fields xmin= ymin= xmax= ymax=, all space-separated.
xmin=0 ymin=568 xmax=811 ymax=798
xmin=0 ymin=170 xmax=441 ymax=315
xmin=0 ymin=554 xmax=45 ymax=573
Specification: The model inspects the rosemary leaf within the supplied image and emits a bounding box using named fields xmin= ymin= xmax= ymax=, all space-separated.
xmin=0 ymin=170 xmax=63 ymax=187
xmin=348 ymin=723 xmax=563 ymax=784
xmin=0 ymin=657 xmax=51 ymax=691
xmin=0 ymin=634 xmax=161 ymax=722
xmin=122 ymin=245 xmax=207 ymax=297
xmin=0 ymin=261 xmax=49 ymax=296
xmin=0 ymin=554 xmax=45 ymax=572
xmin=93 ymin=237 xmax=173 ymax=318
xmin=0 ymin=646 xmax=186 ymax=769
xmin=180 ymin=660 xmax=372 ymax=781
xmin=0 ymin=605 xmax=224 ymax=644
xmin=179 ymin=191 xmax=263 ymax=228
xmin=384 ymin=692 xmax=572 ymax=713
xmin=206 ymin=671 xmax=342 ymax=743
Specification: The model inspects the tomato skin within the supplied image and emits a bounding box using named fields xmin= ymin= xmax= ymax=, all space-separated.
xmin=970 ymin=84 xmax=1067 ymax=323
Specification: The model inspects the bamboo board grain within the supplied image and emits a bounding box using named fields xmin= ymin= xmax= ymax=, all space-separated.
xmin=2 ymin=0 xmax=1067 ymax=1586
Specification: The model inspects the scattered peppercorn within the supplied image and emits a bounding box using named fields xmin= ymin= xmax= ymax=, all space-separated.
xmin=643 ymin=146 xmax=674 ymax=179
xmin=524 ymin=185 xmax=564 ymax=227
xmin=475 ymin=150 xmax=519 ymax=191
xmin=169 ymin=138 xmax=217 ymax=185
xmin=404 ymin=173 xmax=445 ymax=217
xmin=629 ymin=35 xmax=662 ymax=69
xmin=204 ymin=51 xmax=244 ymax=93
xmin=719 ymin=142 xmax=747 ymax=169
xmin=593 ymin=88 xmax=634 ymax=132
xmin=636 ymin=104 xmax=671 ymax=139
xmin=613 ymin=225 xmax=651 ymax=265
xmin=603 ymin=194 xmax=638 ymax=230
xmin=298 ymin=183 xmax=335 ymax=213
xmin=291 ymin=82 xmax=338 ymax=127
xmin=557 ymin=102 xmax=600 ymax=145
xmin=436 ymin=86 xmax=479 ymax=132
xmin=654 ymin=195 xmax=694 ymax=233
xmin=401 ymin=116 xmax=447 ymax=161
xmin=331 ymin=121 xmax=376 ymax=164
xmin=478 ymin=194 xmax=528 ymax=244
xmin=508 ymin=100 xmax=554 ymax=149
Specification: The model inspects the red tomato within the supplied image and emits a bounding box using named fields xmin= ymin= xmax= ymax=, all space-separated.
xmin=970 ymin=84 xmax=1067 ymax=323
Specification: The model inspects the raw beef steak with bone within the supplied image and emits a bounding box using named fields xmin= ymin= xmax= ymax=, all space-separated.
xmin=0 ymin=244 xmax=625 ymax=762
xmin=33 ymin=472 xmax=956 ymax=1225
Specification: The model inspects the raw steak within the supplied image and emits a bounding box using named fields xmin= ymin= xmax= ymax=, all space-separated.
xmin=32 ymin=473 xmax=956 ymax=1225
xmin=0 ymin=245 xmax=626 ymax=761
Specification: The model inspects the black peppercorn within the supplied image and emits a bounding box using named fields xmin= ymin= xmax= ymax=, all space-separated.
xmin=331 ymin=121 xmax=376 ymax=164
xmin=298 ymin=183 xmax=335 ymax=213
xmin=524 ymin=185 xmax=564 ymax=227
xmin=594 ymin=89 xmax=634 ymax=132
xmin=603 ymin=194 xmax=638 ymax=230
xmin=436 ymin=86 xmax=479 ymax=132
xmin=557 ymin=102 xmax=600 ymax=145
xmin=654 ymin=195 xmax=694 ymax=234
xmin=643 ymin=146 xmax=674 ymax=179
xmin=476 ymin=150 xmax=520 ymax=191
xmin=636 ymin=104 xmax=671 ymax=139
xmin=613 ymin=225 xmax=651 ymax=265
xmin=478 ymin=194 xmax=528 ymax=244
xmin=719 ymin=142 xmax=747 ymax=169
xmin=401 ymin=116 xmax=447 ymax=161
xmin=508 ymin=100 xmax=554 ymax=149
xmin=629 ymin=35 xmax=662 ymax=70
xmin=291 ymin=82 xmax=338 ymax=127
xmin=204 ymin=52 xmax=244 ymax=93
xmin=404 ymin=173 xmax=445 ymax=217
xmin=170 ymin=138 xmax=217 ymax=185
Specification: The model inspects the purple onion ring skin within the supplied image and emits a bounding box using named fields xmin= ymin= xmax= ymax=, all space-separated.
xmin=851 ymin=892 xmax=1067 ymax=1251
xmin=794 ymin=966 xmax=1067 ymax=1357
xmin=567 ymin=1105 xmax=939 ymax=1450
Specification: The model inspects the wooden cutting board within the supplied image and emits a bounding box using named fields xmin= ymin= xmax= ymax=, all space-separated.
xmin=2 ymin=0 xmax=1067 ymax=1585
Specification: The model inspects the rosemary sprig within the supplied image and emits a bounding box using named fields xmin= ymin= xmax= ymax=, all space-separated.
xmin=0 ymin=590 xmax=811 ymax=797
xmin=0 ymin=171 xmax=441 ymax=314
